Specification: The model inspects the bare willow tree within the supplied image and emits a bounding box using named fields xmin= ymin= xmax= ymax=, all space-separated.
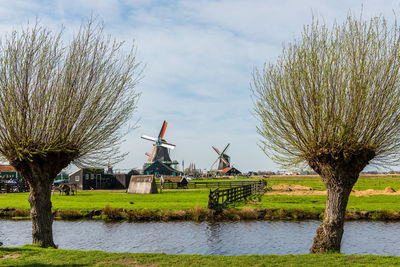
xmin=253 ymin=14 xmax=400 ymax=253
xmin=0 ymin=19 xmax=141 ymax=247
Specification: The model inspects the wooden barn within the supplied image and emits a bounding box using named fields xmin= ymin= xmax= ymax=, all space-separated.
xmin=220 ymin=167 xmax=241 ymax=176
xmin=69 ymin=168 xmax=114 ymax=190
xmin=143 ymin=160 xmax=182 ymax=176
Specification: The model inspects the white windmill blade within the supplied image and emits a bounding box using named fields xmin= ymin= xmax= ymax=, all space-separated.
xmin=160 ymin=142 xmax=176 ymax=149
xmin=141 ymin=135 xmax=157 ymax=142
xmin=220 ymin=157 xmax=229 ymax=165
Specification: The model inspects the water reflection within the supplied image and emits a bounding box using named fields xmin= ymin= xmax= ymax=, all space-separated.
xmin=0 ymin=220 xmax=399 ymax=255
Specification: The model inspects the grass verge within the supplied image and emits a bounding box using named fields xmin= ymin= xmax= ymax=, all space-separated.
xmin=2 ymin=206 xmax=400 ymax=222
xmin=0 ymin=245 xmax=400 ymax=266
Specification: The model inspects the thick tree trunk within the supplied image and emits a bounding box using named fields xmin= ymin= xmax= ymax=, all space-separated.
xmin=28 ymin=177 xmax=56 ymax=248
xmin=7 ymin=150 xmax=78 ymax=248
xmin=310 ymin=182 xmax=353 ymax=253
xmin=306 ymin=145 xmax=375 ymax=253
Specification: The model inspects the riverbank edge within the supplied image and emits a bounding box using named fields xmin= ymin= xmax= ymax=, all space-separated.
xmin=1 ymin=245 xmax=400 ymax=267
xmin=1 ymin=206 xmax=400 ymax=222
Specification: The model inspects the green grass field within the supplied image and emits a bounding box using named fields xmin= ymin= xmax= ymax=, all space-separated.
xmin=189 ymin=175 xmax=400 ymax=191
xmin=1 ymin=245 xmax=400 ymax=266
xmin=266 ymin=175 xmax=400 ymax=191
xmin=247 ymin=194 xmax=400 ymax=211
xmin=0 ymin=175 xmax=398 ymax=218
xmin=0 ymin=190 xmax=209 ymax=211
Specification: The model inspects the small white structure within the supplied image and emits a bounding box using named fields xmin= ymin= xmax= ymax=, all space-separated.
xmin=127 ymin=175 xmax=158 ymax=194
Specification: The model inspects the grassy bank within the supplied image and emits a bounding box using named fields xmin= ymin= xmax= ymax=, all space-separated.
xmin=1 ymin=245 xmax=400 ymax=266
xmin=1 ymin=189 xmax=399 ymax=212
xmin=0 ymin=193 xmax=399 ymax=221
xmin=2 ymin=206 xmax=398 ymax=221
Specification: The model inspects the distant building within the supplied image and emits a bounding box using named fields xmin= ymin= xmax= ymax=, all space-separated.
xmin=164 ymin=176 xmax=189 ymax=188
xmin=68 ymin=167 xmax=148 ymax=190
xmin=143 ymin=160 xmax=182 ymax=176
xmin=0 ymin=165 xmax=21 ymax=180
xmin=128 ymin=169 xmax=140 ymax=176
xmin=69 ymin=168 xmax=114 ymax=190
xmin=220 ymin=167 xmax=241 ymax=176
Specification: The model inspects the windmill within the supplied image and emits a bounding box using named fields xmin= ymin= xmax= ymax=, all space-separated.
xmin=141 ymin=121 xmax=177 ymax=167
xmin=210 ymin=144 xmax=230 ymax=170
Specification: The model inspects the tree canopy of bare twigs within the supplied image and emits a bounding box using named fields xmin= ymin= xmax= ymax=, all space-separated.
xmin=253 ymin=15 xmax=400 ymax=169
xmin=253 ymin=14 xmax=400 ymax=253
xmin=0 ymin=20 xmax=140 ymax=168
xmin=0 ymin=19 xmax=141 ymax=247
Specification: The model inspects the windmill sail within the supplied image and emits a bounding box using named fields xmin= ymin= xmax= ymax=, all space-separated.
xmin=141 ymin=135 xmax=157 ymax=142
xmin=211 ymin=144 xmax=231 ymax=170
xmin=141 ymin=120 xmax=176 ymax=163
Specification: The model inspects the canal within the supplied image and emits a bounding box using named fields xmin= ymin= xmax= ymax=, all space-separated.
xmin=1 ymin=220 xmax=399 ymax=255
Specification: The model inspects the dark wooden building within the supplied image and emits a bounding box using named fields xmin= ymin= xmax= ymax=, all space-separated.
xmin=221 ymin=167 xmax=241 ymax=176
xmin=143 ymin=160 xmax=182 ymax=176
xmin=114 ymin=173 xmax=131 ymax=189
xmin=69 ymin=168 xmax=114 ymax=190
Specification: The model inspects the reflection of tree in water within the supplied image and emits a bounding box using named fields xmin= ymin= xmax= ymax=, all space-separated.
xmin=205 ymin=221 xmax=225 ymax=254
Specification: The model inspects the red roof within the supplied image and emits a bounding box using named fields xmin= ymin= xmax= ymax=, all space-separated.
xmin=0 ymin=165 xmax=16 ymax=172
xmin=221 ymin=167 xmax=232 ymax=173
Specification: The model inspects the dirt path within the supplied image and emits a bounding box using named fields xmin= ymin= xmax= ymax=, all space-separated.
xmin=268 ymin=184 xmax=400 ymax=196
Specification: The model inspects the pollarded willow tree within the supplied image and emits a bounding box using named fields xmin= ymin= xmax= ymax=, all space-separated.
xmin=0 ymin=19 xmax=141 ymax=247
xmin=253 ymin=15 xmax=400 ymax=253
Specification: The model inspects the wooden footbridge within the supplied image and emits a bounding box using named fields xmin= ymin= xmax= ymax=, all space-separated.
xmin=207 ymin=180 xmax=266 ymax=210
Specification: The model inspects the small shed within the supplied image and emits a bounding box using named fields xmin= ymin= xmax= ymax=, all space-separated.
xmin=127 ymin=175 xmax=158 ymax=194
xmin=164 ymin=176 xmax=188 ymax=189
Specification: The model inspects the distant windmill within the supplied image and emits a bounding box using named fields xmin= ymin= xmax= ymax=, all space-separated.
xmin=141 ymin=120 xmax=176 ymax=163
xmin=210 ymin=144 xmax=230 ymax=170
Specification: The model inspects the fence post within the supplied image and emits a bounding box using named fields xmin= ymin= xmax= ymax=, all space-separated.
xmin=208 ymin=188 xmax=215 ymax=209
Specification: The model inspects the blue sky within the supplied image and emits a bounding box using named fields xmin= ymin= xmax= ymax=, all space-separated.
xmin=0 ymin=0 xmax=399 ymax=172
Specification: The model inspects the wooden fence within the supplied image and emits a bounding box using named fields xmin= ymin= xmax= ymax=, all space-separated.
xmin=207 ymin=180 xmax=266 ymax=210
